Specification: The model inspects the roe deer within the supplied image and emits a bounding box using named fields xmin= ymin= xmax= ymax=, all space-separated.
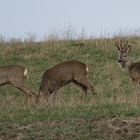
xmin=115 ymin=39 xmax=140 ymax=84
xmin=0 ymin=65 xmax=39 ymax=104
xmin=39 ymin=60 xmax=96 ymax=101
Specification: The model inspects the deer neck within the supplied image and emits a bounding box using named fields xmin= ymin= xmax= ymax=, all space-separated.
xmin=125 ymin=59 xmax=133 ymax=72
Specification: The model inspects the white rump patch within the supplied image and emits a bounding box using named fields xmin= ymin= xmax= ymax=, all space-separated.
xmin=86 ymin=65 xmax=89 ymax=72
xmin=24 ymin=68 xmax=28 ymax=76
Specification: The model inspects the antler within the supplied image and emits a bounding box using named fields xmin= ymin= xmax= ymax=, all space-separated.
xmin=124 ymin=40 xmax=128 ymax=47
xmin=115 ymin=39 xmax=123 ymax=50
xmin=115 ymin=39 xmax=130 ymax=51
xmin=124 ymin=40 xmax=131 ymax=52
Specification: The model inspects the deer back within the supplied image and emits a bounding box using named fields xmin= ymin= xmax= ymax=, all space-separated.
xmin=0 ymin=65 xmax=27 ymax=85
xmin=39 ymin=61 xmax=88 ymax=94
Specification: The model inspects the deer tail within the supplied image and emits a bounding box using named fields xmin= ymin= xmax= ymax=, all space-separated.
xmin=24 ymin=68 xmax=28 ymax=76
xmin=86 ymin=65 xmax=89 ymax=73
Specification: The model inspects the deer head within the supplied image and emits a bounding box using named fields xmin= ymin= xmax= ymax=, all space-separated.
xmin=115 ymin=39 xmax=131 ymax=68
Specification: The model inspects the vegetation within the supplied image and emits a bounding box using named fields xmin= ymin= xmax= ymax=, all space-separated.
xmin=0 ymin=37 xmax=140 ymax=139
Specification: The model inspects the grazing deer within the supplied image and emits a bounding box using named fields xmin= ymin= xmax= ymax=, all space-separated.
xmin=115 ymin=39 xmax=140 ymax=84
xmin=39 ymin=60 xmax=96 ymax=101
xmin=0 ymin=65 xmax=39 ymax=104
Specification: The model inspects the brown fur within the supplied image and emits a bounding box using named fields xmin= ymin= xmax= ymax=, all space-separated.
xmin=0 ymin=65 xmax=39 ymax=104
xmin=39 ymin=61 xmax=96 ymax=100
xmin=115 ymin=40 xmax=140 ymax=84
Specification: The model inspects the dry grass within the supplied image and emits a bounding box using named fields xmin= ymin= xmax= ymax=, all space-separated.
xmin=0 ymin=38 xmax=140 ymax=108
xmin=1 ymin=37 xmax=140 ymax=139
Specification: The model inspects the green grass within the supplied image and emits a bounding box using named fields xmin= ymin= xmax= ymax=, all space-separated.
xmin=0 ymin=103 xmax=140 ymax=139
xmin=0 ymin=104 xmax=137 ymax=125
xmin=1 ymin=37 xmax=140 ymax=139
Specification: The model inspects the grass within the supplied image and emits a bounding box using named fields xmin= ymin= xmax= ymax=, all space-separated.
xmin=0 ymin=103 xmax=140 ymax=139
xmin=0 ymin=104 xmax=137 ymax=124
xmin=1 ymin=37 xmax=140 ymax=139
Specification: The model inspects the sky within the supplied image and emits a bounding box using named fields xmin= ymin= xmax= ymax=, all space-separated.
xmin=0 ymin=0 xmax=140 ymax=40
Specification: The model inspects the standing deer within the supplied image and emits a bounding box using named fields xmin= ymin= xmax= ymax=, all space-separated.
xmin=0 ymin=65 xmax=39 ymax=104
xmin=115 ymin=39 xmax=140 ymax=84
xmin=39 ymin=60 xmax=96 ymax=101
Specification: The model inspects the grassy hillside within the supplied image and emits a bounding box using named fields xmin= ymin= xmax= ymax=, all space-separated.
xmin=1 ymin=38 xmax=140 ymax=139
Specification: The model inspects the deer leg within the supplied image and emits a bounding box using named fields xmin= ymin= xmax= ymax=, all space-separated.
xmin=20 ymin=87 xmax=32 ymax=105
xmin=11 ymin=83 xmax=33 ymax=104
xmin=74 ymin=77 xmax=96 ymax=95
xmin=73 ymin=80 xmax=88 ymax=96
xmin=87 ymin=83 xmax=96 ymax=95
xmin=51 ymin=90 xmax=58 ymax=103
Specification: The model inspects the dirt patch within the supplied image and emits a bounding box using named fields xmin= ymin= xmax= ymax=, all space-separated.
xmin=1 ymin=117 xmax=140 ymax=140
